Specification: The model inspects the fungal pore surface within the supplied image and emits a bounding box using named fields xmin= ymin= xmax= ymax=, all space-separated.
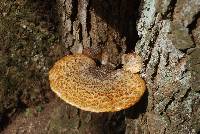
xmin=49 ymin=54 xmax=146 ymax=112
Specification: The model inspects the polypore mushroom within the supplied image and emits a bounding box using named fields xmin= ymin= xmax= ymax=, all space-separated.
xmin=49 ymin=53 xmax=146 ymax=112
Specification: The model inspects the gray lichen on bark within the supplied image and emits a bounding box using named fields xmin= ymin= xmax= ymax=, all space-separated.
xmin=126 ymin=0 xmax=200 ymax=133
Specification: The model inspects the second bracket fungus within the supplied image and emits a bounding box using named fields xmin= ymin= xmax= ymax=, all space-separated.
xmin=49 ymin=54 xmax=146 ymax=112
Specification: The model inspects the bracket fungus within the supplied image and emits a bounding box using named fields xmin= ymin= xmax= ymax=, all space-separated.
xmin=49 ymin=54 xmax=146 ymax=112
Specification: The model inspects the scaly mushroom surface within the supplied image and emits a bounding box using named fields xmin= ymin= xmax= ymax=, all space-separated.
xmin=49 ymin=54 xmax=146 ymax=112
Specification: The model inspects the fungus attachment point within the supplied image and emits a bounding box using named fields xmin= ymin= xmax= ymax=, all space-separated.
xmin=122 ymin=53 xmax=143 ymax=73
xmin=49 ymin=54 xmax=146 ymax=112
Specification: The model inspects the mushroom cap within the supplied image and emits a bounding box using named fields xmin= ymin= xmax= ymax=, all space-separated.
xmin=49 ymin=54 xmax=146 ymax=112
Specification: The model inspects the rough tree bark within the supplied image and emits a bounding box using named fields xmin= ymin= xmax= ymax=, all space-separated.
xmin=48 ymin=0 xmax=200 ymax=134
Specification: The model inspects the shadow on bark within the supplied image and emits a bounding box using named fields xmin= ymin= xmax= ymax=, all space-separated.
xmin=125 ymin=90 xmax=148 ymax=119
xmin=89 ymin=0 xmax=141 ymax=52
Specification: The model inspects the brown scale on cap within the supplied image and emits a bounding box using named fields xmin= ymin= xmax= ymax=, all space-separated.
xmin=49 ymin=54 xmax=146 ymax=112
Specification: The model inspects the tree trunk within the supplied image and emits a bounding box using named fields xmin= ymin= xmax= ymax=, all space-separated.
xmin=48 ymin=0 xmax=200 ymax=133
